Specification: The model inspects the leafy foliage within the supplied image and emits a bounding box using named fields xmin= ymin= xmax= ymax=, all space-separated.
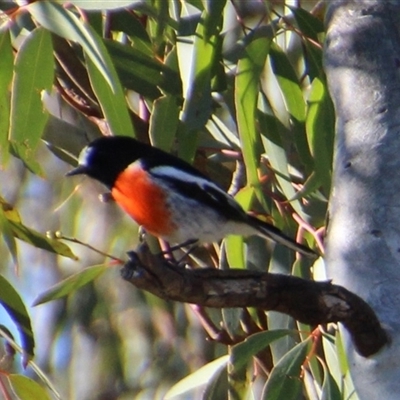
xmin=0 ymin=1 xmax=357 ymax=399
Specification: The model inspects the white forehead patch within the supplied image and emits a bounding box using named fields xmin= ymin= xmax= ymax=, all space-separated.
xmin=77 ymin=145 xmax=92 ymax=166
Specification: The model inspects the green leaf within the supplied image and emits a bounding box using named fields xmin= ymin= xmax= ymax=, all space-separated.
xmin=9 ymin=27 xmax=53 ymax=148
xmin=149 ymin=95 xmax=180 ymax=151
xmin=9 ymin=27 xmax=54 ymax=175
xmin=108 ymin=10 xmax=152 ymax=57
xmin=305 ymin=77 xmax=334 ymax=195
xmin=8 ymin=220 xmax=77 ymax=260
xmin=0 ymin=207 xmax=18 ymax=267
xmin=323 ymin=331 xmax=358 ymax=400
xmin=269 ymin=42 xmax=305 ymax=124
xmin=0 ymin=94 xmax=10 ymax=167
xmin=269 ymin=43 xmax=313 ymax=171
xmin=55 ymin=0 xmax=139 ymax=10
xmin=32 ymin=264 xmax=108 ymax=306
xmin=225 ymin=186 xmax=256 ymax=269
xmin=108 ymin=39 xmax=182 ymax=97
xmin=146 ymin=0 xmax=169 ymax=54
xmin=203 ymin=0 xmax=226 ymax=40
xmin=289 ymin=6 xmax=324 ymax=40
xmin=206 ymin=116 xmax=241 ymax=148
xmin=0 ymin=30 xmax=13 ymax=166
xmin=0 ymin=197 xmax=21 ymax=223
xmin=235 ymin=37 xmax=270 ymax=189
xmin=322 ymin=334 xmax=342 ymax=390
xmin=9 ymin=142 xmax=44 ymax=177
xmin=289 ymin=6 xmax=325 ymax=80
xmin=258 ymin=109 xmax=305 ymax=217
xmin=221 ymin=308 xmax=241 ymax=339
xmin=178 ymin=6 xmax=224 ymax=161
xmin=302 ymin=42 xmax=324 ymax=82
xmin=230 ymin=330 xmax=295 ymax=374
xmin=28 ymin=1 xmax=115 ymax=91
xmin=335 ymin=329 xmax=350 ymax=376
xmin=202 ymin=364 xmax=228 ymax=400
xmin=85 ymin=40 xmax=135 ymax=137
xmin=8 ymin=374 xmax=51 ymax=400
xmin=42 ymin=115 xmax=95 ymax=165
xmin=0 ymin=30 xmax=13 ymax=97
xmin=320 ymin=357 xmax=342 ymax=400
xmin=225 ymin=235 xmax=246 ymax=269
xmin=105 ymin=39 xmax=161 ymax=99
xmin=0 ymin=275 xmax=35 ymax=357
xmin=164 ymin=355 xmax=228 ymax=399
xmin=228 ymin=356 xmax=251 ymax=400
xmin=262 ymin=338 xmax=311 ymax=400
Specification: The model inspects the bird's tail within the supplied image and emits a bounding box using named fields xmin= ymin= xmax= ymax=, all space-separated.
xmin=246 ymin=215 xmax=317 ymax=259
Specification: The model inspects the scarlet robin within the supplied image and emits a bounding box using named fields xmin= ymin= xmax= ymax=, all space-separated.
xmin=67 ymin=136 xmax=316 ymax=258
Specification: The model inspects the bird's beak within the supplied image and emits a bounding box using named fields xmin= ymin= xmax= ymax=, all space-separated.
xmin=65 ymin=165 xmax=88 ymax=177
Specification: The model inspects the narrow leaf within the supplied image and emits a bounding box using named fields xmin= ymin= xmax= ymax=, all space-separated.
xmin=206 ymin=116 xmax=241 ymax=148
xmin=289 ymin=6 xmax=325 ymax=81
xmin=305 ymin=77 xmax=334 ymax=195
xmin=258 ymin=109 xmax=305 ymax=217
xmin=164 ymin=355 xmax=228 ymax=399
xmin=178 ymin=7 xmax=224 ymax=160
xmin=55 ymin=0 xmax=138 ymax=10
xmin=225 ymin=186 xmax=256 ymax=269
xmin=9 ymin=27 xmax=53 ymax=148
xmin=290 ymin=6 xmax=324 ymax=40
xmin=230 ymin=330 xmax=295 ymax=374
xmin=269 ymin=43 xmax=313 ymax=170
xmin=9 ymin=142 xmax=44 ymax=177
xmin=0 ymin=30 xmax=13 ymax=96
xmin=108 ymin=10 xmax=152 ymax=56
xmin=202 ymin=365 xmax=228 ymax=400
xmin=0 ymin=197 xmax=21 ymax=223
xmin=319 ymin=358 xmax=342 ymax=400
xmin=235 ymin=37 xmax=270 ymax=188
xmin=322 ymin=334 xmax=342 ymax=391
xmin=28 ymin=1 xmax=115 ymax=91
xmin=0 ymin=30 xmax=13 ymax=166
xmin=0 ymin=207 xmax=18 ymax=267
xmin=221 ymin=308 xmax=241 ymax=339
xmin=9 ymin=374 xmax=51 ymax=400
xmin=9 ymin=27 xmax=54 ymax=175
xmin=0 ymin=275 xmax=35 ymax=357
xmin=149 ymin=95 xmax=180 ymax=151
xmin=262 ymin=338 xmax=311 ymax=400
xmin=85 ymin=44 xmax=135 ymax=137
xmin=104 ymin=39 xmax=163 ymax=99
xmin=32 ymin=264 xmax=108 ymax=306
xmin=8 ymin=220 xmax=77 ymax=260
xmin=225 ymin=235 xmax=246 ymax=269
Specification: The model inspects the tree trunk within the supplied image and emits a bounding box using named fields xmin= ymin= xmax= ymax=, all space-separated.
xmin=324 ymin=1 xmax=400 ymax=398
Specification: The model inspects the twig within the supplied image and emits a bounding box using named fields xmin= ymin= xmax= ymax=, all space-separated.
xmin=55 ymin=234 xmax=124 ymax=263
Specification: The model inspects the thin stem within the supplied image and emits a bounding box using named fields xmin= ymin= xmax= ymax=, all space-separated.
xmin=58 ymin=235 xmax=124 ymax=263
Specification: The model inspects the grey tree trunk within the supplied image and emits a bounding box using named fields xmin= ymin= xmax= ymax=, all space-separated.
xmin=324 ymin=1 xmax=400 ymax=398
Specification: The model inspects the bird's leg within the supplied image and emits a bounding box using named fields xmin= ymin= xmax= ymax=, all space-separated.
xmin=167 ymin=239 xmax=199 ymax=252
xmin=159 ymin=239 xmax=199 ymax=267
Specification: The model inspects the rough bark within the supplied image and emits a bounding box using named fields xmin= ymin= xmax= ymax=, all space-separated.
xmin=121 ymin=244 xmax=387 ymax=357
xmin=324 ymin=1 xmax=400 ymax=398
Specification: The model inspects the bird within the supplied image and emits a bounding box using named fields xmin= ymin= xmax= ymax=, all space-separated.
xmin=66 ymin=135 xmax=316 ymax=258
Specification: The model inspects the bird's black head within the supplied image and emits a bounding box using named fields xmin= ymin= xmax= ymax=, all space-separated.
xmin=66 ymin=136 xmax=151 ymax=188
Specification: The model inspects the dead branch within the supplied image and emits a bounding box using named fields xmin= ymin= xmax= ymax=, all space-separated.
xmin=120 ymin=244 xmax=389 ymax=357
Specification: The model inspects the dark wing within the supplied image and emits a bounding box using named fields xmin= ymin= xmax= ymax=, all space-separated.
xmin=149 ymin=165 xmax=248 ymax=222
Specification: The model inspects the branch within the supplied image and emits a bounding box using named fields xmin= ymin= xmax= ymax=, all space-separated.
xmin=121 ymin=244 xmax=389 ymax=358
